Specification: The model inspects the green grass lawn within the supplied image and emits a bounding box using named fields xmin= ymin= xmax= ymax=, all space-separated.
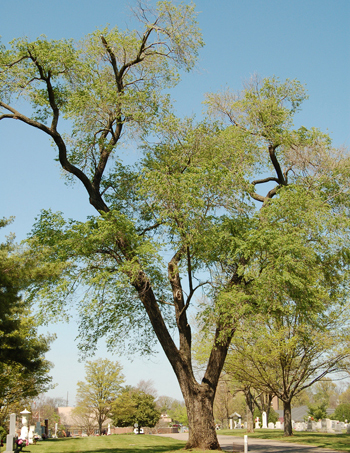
xmin=2 ymin=431 xmax=349 ymax=453
xmin=1 ymin=435 xmax=190 ymax=453
xmin=219 ymin=428 xmax=350 ymax=451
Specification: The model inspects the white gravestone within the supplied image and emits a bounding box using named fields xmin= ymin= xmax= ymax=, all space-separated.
xmin=262 ymin=411 xmax=268 ymax=429
xmin=255 ymin=417 xmax=260 ymax=429
xmin=6 ymin=413 xmax=16 ymax=453
xmin=335 ymin=421 xmax=342 ymax=432
xmin=326 ymin=419 xmax=334 ymax=432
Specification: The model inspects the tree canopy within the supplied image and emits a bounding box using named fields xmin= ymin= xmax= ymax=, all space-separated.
xmin=0 ymin=219 xmax=54 ymax=429
xmin=75 ymin=358 xmax=125 ymax=435
xmin=222 ymin=302 xmax=349 ymax=435
xmin=331 ymin=403 xmax=350 ymax=423
xmin=1 ymin=2 xmax=350 ymax=448
xmin=110 ymin=387 xmax=160 ymax=431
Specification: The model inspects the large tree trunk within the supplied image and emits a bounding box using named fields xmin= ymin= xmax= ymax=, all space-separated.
xmin=131 ymin=253 xmax=235 ymax=450
xmin=283 ymin=400 xmax=293 ymax=436
xmin=181 ymin=382 xmax=220 ymax=450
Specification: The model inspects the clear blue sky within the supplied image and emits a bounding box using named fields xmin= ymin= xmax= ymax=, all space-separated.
xmin=1 ymin=0 xmax=349 ymax=404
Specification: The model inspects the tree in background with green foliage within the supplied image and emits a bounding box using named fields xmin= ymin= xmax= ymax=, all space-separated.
xmin=0 ymin=219 xmax=54 ymax=430
xmin=74 ymin=358 xmax=124 ymax=435
xmin=331 ymin=403 xmax=350 ymax=422
xmin=156 ymin=395 xmax=188 ymax=426
xmin=311 ymin=378 xmax=339 ymax=409
xmin=31 ymin=396 xmax=67 ymax=435
xmin=307 ymin=402 xmax=328 ymax=421
xmin=1 ymin=2 xmax=350 ymax=448
xmin=0 ymin=218 xmax=54 ymax=370
xmin=339 ymin=384 xmax=350 ymax=405
xmin=110 ymin=387 xmax=160 ymax=432
xmin=222 ymin=307 xmax=349 ymax=436
xmin=167 ymin=400 xmax=188 ymax=426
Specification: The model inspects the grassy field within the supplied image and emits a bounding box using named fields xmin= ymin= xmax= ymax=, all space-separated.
xmin=1 ymin=431 xmax=349 ymax=453
xmin=1 ymin=435 xmax=192 ymax=453
xmin=220 ymin=428 xmax=350 ymax=451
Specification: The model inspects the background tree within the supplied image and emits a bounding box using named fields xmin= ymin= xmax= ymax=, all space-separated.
xmin=331 ymin=403 xmax=350 ymax=422
xmin=1 ymin=6 xmax=350 ymax=447
xmin=223 ymin=306 xmax=349 ymax=436
xmin=0 ymin=219 xmax=54 ymax=430
xmin=136 ymin=380 xmax=158 ymax=398
xmin=292 ymin=389 xmax=312 ymax=408
xmin=0 ymin=353 xmax=53 ymax=429
xmin=110 ymin=387 xmax=160 ymax=432
xmin=70 ymin=405 xmax=96 ymax=436
xmin=75 ymin=358 xmax=124 ymax=435
xmin=307 ymin=402 xmax=328 ymax=421
xmin=339 ymin=385 xmax=350 ymax=405
xmin=311 ymin=378 xmax=339 ymax=409
xmin=0 ymin=218 xmax=53 ymax=370
xmin=156 ymin=395 xmax=176 ymax=414
xmin=31 ymin=396 xmax=66 ymax=434
xmin=167 ymin=400 xmax=188 ymax=426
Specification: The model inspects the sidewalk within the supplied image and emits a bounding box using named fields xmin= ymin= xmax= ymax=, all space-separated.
xmin=155 ymin=433 xmax=347 ymax=453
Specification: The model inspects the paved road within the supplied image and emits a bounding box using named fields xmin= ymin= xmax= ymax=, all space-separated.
xmin=155 ymin=433 xmax=347 ymax=453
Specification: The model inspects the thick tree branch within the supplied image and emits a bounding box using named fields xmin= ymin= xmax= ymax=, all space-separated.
xmin=0 ymin=101 xmax=54 ymax=135
xmin=269 ymin=145 xmax=286 ymax=185
xmin=168 ymin=248 xmax=193 ymax=362
xmin=0 ymin=102 xmax=108 ymax=213
xmin=202 ymin=325 xmax=235 ymax=393
xmin=252 ymin=176 xmax=279 ymax=185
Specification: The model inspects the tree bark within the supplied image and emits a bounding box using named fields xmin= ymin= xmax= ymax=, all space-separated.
xmin=244 ymin=388 xmax=255 ymax=433
xmin=180 ymin=381 xmax=221 ymax=450
xmin=283 ymin=399 xmax=293 ymax=436
xmin=131 ymin=261 xmax=234 ymax=450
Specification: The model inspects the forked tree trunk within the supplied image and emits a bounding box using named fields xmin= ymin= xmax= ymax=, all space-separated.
xmin=283 ymin=400 xmax=293 ymax=436
xmin=133 ymin=258 xmax=235 ymax=450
